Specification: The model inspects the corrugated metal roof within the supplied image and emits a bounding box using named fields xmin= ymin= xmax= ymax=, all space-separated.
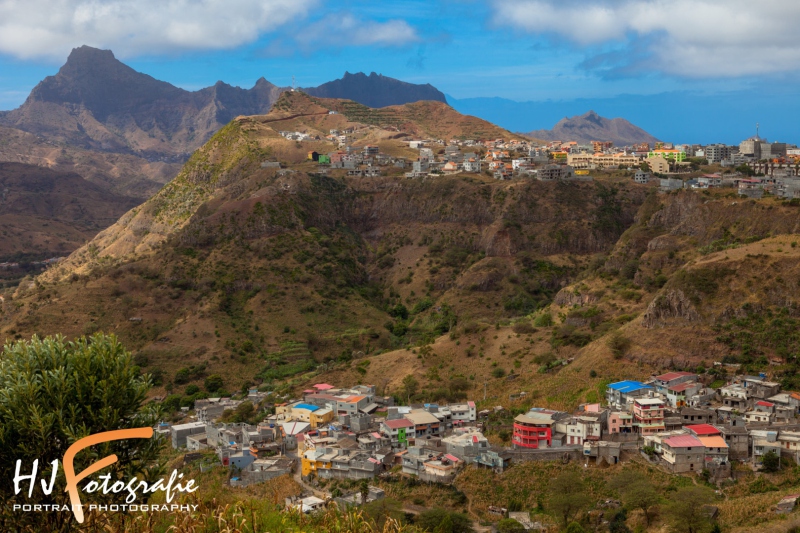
xmin=656 ymin=371 xmax=695 ymax=381
xmin=383 ymin=418 xmax=414 ymax=429
xmin=698 ymin=436 xmax=728 ymax=448
xmin=664 ymin=435 xmax=704 ymax=448
xmin=608 ymin=381 xmax=651 ymax=393
xmin=686 ymin=424 xmax=720 ymax=436
xmin=444 ymin=454 xmax=460 ymax=462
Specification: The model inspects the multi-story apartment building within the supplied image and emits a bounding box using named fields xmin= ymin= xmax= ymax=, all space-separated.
xmin=633 ymin=398 xmax=665 ymax=435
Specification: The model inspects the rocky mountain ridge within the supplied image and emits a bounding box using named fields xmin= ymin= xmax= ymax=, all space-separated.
xmin=527 ymin=110 xmax=660 ymax=146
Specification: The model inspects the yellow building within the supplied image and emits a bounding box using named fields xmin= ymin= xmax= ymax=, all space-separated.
xmin=301 ymin=449 xmax=335 ymax=477
xmin=309 ymin=408 xmax=334 ymax=429
xmin=648 ymin=156 xmax=670 ymax=174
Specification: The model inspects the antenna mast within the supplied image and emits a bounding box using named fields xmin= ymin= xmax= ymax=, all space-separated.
xmin=292 ymin=75 xmax=296 ymax=92
xmin=757 ymin=122 xmax=760 ymax=139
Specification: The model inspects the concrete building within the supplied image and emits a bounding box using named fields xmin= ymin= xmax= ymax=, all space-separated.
xmin=171 ymin=421 xmax=207 ymax=449
xmin=441 ymin=428 xmax=489 ymax=461
xmin=705 ymin=144 xmax=734 ymax=164
xmin=380 ymin=418 xmax=414 ymax=448
xmin=761 ymin=142 xmax=787 ymax=160
xmin=606 ymin=381 xmax=652 ymax=409
xmin=633 ymin=398 xmax=666 ymax=435
xmin=448 ymin=401 xmax=477 ymax=422
xmin=739 ymin=137 xmax=764 ymax=159
xmin=661 ymin=434 xmax=705 ymax=473
xmin=653 ymin=371 xmax=697 ymax=395
xmin=719 ymin=424 xmax=749 ymax=460
xmin=607 ymin=411 xmax=634 ymax=434
xmin=512 ymin=409 xmax=566 ymax=449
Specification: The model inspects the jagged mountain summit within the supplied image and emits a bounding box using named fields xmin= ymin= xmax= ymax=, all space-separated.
xmin=527 ymin=110 xmax=660 ymax=146
xmin=0 ymin=46 xmax=285 ymax=159
xmin=304 ymin=71 xmax=446 ymax=108
xmin=0 ymin=47 xmax=451 ymax=161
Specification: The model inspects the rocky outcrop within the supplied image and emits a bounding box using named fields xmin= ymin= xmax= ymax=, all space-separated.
xmin=554 ymin=288 xmax=597 ymax=308
xmin=642 ymin=289 xmax=699 ymax=328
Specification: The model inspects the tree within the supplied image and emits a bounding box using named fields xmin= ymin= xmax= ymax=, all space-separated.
xmin=549 ymin=471 xmax=592 ymax=527
xmin=185 ymin=384 xmax=200 ymax=395
xmin=402 ymin=374 xmax=419 ymax=403
xmin=497 ymin=518 xmax=525 ymax=532
xmin=761 ymin=450 xmax=780 ymax=472
xmin=359 ymin=479 xmax=370 ymax=505
xmin=204 ymin=374 xmax=224 ymax=392
xmin=0 ymin=334 xmax=164 ymax=531
xmin=362 ymin=498 xmax=405 ymax=530
xmin=609 ymin=471 xmax=660 ymax=526
xmin=665 ymin=485 xmax=714 ymax=533
xmin=565 ymin=523 xmax=586 ymax=533
xmin=416 ymin=509 xmax=474 ymax=533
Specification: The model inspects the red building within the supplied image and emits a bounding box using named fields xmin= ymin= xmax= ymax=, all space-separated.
xmin=512 ymin=410 xmax=563 ymax=449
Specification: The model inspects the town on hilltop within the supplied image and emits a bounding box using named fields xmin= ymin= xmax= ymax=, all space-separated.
xmin=163 ymin=366 xmax=800 ymax=518
xmin=273 ymin=120 xmax=799 ymax=199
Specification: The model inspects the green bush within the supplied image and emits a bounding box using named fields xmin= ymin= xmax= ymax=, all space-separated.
xmin=204 ymin=374 xmax=224 ymax=392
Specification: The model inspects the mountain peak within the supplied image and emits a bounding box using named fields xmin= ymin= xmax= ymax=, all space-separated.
xmin=66 ymin=45 xmax=116 ymax=63
xmin=527 ymin=111 xmax=659 ymax=146
xmin=304 ymin=71 xmax=446 ymax=108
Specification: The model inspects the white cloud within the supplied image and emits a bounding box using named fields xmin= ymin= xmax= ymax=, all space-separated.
xmin=0 ymin=0 xmax=318 ymax=60
xmin=296 ymin=14 xmax=420 ymax=49
xmin=492 ymin=0 xmax=800 ymax=77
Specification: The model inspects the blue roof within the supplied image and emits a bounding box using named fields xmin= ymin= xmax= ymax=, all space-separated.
xmin=608 ymin=380 xmax=651 ymax=393
xmin=294 ymin=403 xmax=320 ymax=412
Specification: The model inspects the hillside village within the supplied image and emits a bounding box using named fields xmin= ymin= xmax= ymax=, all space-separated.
xmin=274 ymin=114 xmax=800 ymax=199
xmin=163 ymin=367 xmax=800 ymax=517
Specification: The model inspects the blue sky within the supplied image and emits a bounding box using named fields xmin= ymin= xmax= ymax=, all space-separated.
xmin=1 ymin=0 xmax=798 ymax=144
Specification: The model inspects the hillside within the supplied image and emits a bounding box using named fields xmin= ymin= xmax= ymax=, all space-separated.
xmin=324 ymin=189 xmax=800 ymax=409
xmin=0 ymin=162 xmax=139 ymax=260
xmin=0 ymin=125 xmax=178 ymax=198
xmin=0 ymin=91 xmax=647 ymax=397
xmin=305 ymin=72 xmax=446 ymax=108
xmin=527 ymin=110 xmax=660 ymax=146
xmin=5 ymin=91 xmax=800 ymax=414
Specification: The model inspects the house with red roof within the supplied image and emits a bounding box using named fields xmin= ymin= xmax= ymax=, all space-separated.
xmin=665 ymin=381 xmax=703 ymax=408
xmin=380 ymin=418 xmax=413 ymax=448
xmin=661 ymin=434 xmax=705 ymax=473
xmin=653 ymin=371 xmax=697 ymax=396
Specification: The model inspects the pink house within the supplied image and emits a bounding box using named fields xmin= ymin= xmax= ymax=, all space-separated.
xmin=607 ymin=411 xmax=634 ymax=434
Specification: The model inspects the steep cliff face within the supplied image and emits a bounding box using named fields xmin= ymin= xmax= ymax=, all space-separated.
xmin=548 ymin=189 xmax=800 ymax=372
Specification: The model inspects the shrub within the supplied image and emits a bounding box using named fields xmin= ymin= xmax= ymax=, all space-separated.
xmin=492 ymin=367 xmax=506 ymax=378
xmin=204 ymin=374 xmax=224 ymax=393
xmin=512 ymin=321 xmax=537 ymax=334
xmin=533 ymin=313 xmax=554 ymax=327
xmin=607 ymin=332 xmax=631 ymax=359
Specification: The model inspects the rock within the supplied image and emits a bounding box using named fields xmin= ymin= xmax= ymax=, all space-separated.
xmin=554 ymin=288 xmax=597 ymax=307
xmin=642 ymin=289 xmax=699 ymax=328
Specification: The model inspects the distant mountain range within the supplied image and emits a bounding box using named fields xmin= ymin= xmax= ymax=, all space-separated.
xmin=304 ymin=72 xmax=445 ymax=108
xmin=0 ymin=46 xmax=448 ymax=163
xmin=526 ymin=111 xmax=660 ymax=146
